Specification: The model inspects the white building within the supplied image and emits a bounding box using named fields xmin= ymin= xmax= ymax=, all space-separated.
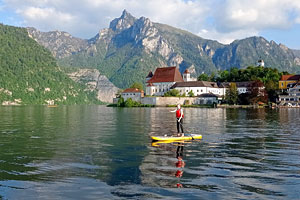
xmin=146 ymin=67 xmax=184 ymax=96
xmin=257 ymin=59 xmax=265 ymax=67
xmin=196 ymin=93 xmax=218 ymax=105
xmin=182 ymin=69 xmax=197 ymax=82
xmin=122 ymin=88 xmax=144 ymax=102
xmin=170 ymin=81 xmax=224 ymax=96
xmin=279 ymin=83 xmax=300 ymax=105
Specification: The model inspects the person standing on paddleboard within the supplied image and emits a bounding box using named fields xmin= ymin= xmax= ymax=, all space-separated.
xmin=170 ymin=104 xmax=184 ymax=136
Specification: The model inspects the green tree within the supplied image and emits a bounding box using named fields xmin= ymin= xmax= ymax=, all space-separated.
xmin=117 ymin=96 xmax=125 ymax=107
xmin=164 ymin=89 xmax=180 ymax=97
xmin=188 ymin=90 xmax=194 ymax=97
xmin=198 ymin=73 xmax=210 ymax=81
xmin=225 ymin=83 xmax=239 ymax=105
xmin=124 ymin=98 xmax=134 ymax=107
xmin=130 ymin=82 xmax=143 ymax=90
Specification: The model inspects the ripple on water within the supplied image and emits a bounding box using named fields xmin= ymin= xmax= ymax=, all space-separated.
xmin=0 ymin=106 xmax=300 ymax=200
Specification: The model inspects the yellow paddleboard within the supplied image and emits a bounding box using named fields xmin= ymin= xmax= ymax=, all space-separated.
xmin=151 ymin=134 xmax=202 ymax=141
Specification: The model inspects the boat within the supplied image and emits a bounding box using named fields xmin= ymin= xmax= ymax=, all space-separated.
xmin=151 ymin=134 xmax=202 ymax=141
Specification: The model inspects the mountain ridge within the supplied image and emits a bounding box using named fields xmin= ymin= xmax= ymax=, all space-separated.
xmin=26 ymin=10 xmax=300 ymax=88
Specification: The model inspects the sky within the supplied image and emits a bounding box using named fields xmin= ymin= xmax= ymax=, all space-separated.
xmin=1 ymin=0 xmax=300 ymax=49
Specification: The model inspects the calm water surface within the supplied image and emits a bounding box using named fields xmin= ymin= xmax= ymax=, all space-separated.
xmin=0 ymin=106 xmax=299 ymax=199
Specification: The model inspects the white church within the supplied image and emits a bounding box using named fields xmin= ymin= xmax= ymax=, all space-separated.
xmin=145 ymin=67 xmax=226 ymax=97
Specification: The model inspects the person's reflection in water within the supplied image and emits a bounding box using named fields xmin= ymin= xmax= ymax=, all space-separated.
xmin=175 ymin=143 xmax=185 ymax=188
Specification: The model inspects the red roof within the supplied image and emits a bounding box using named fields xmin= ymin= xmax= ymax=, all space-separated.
xmin=147 ymin=67 xmax=184 ymax=83
xmin=122 ymin=88 xmax=144 ymax=93
xmin=147 ymin=83 xmax=154 ymax=86
xmin=183 ymin=69 xmax=190 ymax=74
xmin=280 ymin=75 xmax=300 ymax=81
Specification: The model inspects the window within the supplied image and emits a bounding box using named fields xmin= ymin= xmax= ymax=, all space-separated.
xmin=186 ymin=90 xmax=188 ymax=92
xmin=156 ymin=89 xmax=157 ymax=92
xmin=201 ymin=90 xmax=203 ymax=92
xmin=159 ymin=89 xmax=161 ymax=92
xmin=197 ymin=90 xmax=199 ymax=92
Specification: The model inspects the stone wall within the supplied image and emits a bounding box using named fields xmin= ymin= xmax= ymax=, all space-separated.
xmin=142 ymin=97 xmax=197 ymax=106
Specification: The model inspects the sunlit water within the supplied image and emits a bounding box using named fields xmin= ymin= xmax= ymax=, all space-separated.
xmin=0 ymin=106 xmax=299 ymax=199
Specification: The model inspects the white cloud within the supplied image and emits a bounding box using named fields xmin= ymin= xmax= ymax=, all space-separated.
xmin=2 ymin=0 xmax=300 ymax=45
xmin=3 ymin=0 xmax=210 ymax=38
xmin=198 ymin=28 xmax=259 ymax=44
xmin=214 ymin=0 xmax=300 ymax=32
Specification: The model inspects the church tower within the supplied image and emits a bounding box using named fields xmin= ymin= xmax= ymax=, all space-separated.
xmin=183 ymin=69 xmax=191 ymax=82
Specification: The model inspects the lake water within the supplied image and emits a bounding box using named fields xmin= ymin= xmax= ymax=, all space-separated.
xmin=0 ymin=106 xmax=299 ymax=199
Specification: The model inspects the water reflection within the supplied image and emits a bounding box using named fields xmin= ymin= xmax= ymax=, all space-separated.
xmin=0 ymin=106 xmax=299 ymax=199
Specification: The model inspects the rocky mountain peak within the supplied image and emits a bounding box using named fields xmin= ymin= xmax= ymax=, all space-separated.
xmin=27 ymin=27 xmax=88 ymax=59
xmin=279 ymin=43 xmax=289 ymax=52
xmin=109 ymin=9 xmax=136 ymax=32
xmin=131 ymin=17 xmax=156 ymax=40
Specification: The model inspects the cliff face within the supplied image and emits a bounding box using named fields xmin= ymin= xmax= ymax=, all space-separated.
xmin=27 ymin=10 xmax=300 ymax=89
xmin=68 ymin=69 xmax=119 ymax=103
xmin=27 ymin=27 xmax=89 ymax=59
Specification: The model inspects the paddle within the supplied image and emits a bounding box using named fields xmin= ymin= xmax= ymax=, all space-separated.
xmin=179 ymin=120 xmax=194 ymax=140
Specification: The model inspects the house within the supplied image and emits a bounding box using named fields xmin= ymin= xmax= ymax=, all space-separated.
xmin=122 ymin=88 xmax=144 ymax=102
xmin=196 ymin=93 xmax=218 ymax=105
xmin=279 ymin=75 xmax=300 ymax=90
xmin=223 ymin=81 xmax=265 ymax=95
xmin=278 ymin=82 xmax=300 ymax=105
xmin=146 ymin=67 xmax=184 ymax=96
xmin=170 ymin=81 xmax=223 ymax=96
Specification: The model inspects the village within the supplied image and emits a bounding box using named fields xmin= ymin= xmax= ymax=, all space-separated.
xmin=115 ymin=62 xmax=300 ymax=107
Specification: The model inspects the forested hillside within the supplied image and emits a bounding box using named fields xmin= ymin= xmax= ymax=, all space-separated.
xmin=0 ymin=24 xmax=100 ymax=105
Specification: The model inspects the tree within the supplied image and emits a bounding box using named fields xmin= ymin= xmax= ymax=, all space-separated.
xmin=188 ymin=90 xmax=194 ymax=97
xmin=247 ymin=80 xmax=268 ymax=104
xmin=265 ymin=80 xmax=278 ymax=103
xmin=198 ymin=73 xmax=210 ymax=81
xmin=124 ymin=98 xmax=134 ymax=107
xmin=130 ymin=82 xmax=143 ymax=91
xmin=117 ymin=96 xmax=125 ymax=107
xmin=164 ymin=89 xmax=180 ymax=97
xmin=225 ymin=83 xmax=239 ymax=105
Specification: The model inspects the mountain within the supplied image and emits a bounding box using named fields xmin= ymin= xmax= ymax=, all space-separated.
xmin=68 ymin=68 xmax=119 ymax=103
xmin=0 ymin=24 xmax=100 ymax=105
xmin=27 ymin=10 xmax=300 ymax=89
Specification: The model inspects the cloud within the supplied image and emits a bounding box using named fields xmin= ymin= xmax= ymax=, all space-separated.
xmin=214 ymin=0 xmax=300 ymax=32
xmin=198 ymin=28 xmax=259 ymax=44
xmin=3 ymin=0 xmax=210 ymax=39
xmin=2 ymin=0 xmax=300 ymax=44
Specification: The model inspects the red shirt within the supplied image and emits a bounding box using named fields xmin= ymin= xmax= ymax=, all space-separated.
xmin=176 ymin=109 xmax=184 ymax=118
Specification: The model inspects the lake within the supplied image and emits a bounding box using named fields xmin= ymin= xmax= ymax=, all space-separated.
xmin=0 ymin=106 xmax=299 ymax=199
